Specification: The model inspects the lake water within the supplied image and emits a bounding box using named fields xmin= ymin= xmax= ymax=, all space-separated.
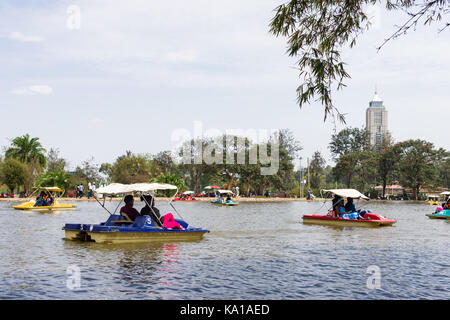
xmin=1 ymin=199 xmax=449 ymax=300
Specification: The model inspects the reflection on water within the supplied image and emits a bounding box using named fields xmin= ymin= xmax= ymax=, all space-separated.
xmin=1 ymin=200 xmax=450 ymax=299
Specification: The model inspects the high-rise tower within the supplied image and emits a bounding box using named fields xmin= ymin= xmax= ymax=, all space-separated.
xmin=366 ymin=91 xmax=388 ymax=150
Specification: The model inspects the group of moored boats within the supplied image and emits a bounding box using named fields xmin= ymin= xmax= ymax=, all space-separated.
xmin=11 ymin=185 xmax=450 ymax=244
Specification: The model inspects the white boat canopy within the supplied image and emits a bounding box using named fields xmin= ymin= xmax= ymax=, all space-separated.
xmin=322 ymin=189 xmax=369 ymax=200
xmin=217 ymin=190 xmax=233 ymax=194
xmin=440 ymin=191 xmax=450 ymax=195
xmin=34 ymin=186 xmax=64 ymax=192
xmin=96 ymin=183 xmax=177 ymax=196
xmin=182 ymin=191 xmax=195 ymax=195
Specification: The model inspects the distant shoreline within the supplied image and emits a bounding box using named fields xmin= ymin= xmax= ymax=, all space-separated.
xmin=0 ymin=197 xmax=432 ymax=204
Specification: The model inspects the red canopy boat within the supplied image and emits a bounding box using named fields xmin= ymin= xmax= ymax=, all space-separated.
xmin=302 ymin=189 xmax=396 ymax=228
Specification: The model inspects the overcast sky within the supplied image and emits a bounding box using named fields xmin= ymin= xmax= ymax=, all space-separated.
xmin=1 ymin=0 xmax=449 ymax=170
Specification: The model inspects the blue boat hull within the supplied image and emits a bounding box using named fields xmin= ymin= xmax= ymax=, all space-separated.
xmin=63 ymin=215 xmax=209 ymax=243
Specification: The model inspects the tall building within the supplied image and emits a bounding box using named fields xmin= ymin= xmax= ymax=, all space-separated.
xmin=366 ymin=91 xmax=388 ymax=150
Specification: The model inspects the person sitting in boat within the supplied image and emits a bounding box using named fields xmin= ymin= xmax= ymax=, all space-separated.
xmin=217 ymin=194 xmax=224 ymax=203
xmin=34 ymin=191 xmax=50 ymax=207
xmin=344 ymin=197 xmax=356 ymax=213
xmin=162 ymin=213 xmax=184 ymax=230
xmin=331 ymin=195 xmax=343 ymax=217
xmin=120 ymin=195 xmax=141 ymax=221
xmin=226 ymin=195 xmax=232 ymax=203
xmin=435 ymin=206 xmax=444 ymax=213
xmin=46 ymin=194 xmax=54 ymax=206
xmin=336 ymin=202 xmax=347 ymax=217
xmin=140 ymin=194 xmax=163 ymax=227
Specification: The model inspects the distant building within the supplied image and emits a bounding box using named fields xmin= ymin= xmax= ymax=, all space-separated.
xmin=366 ymin=91 xmax=389 ymax=150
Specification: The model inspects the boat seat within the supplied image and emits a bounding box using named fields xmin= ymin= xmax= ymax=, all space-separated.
xmin=133 ymin=216 xmax=154 ymax=228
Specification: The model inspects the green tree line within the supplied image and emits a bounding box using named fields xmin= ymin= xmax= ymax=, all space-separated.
xmin=0 ymin=130 xmax=447 ymax=199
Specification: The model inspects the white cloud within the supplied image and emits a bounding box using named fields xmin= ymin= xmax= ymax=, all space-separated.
xmin=11 ymin=85 xmax=53 ymax=95
xmin=9 ymin=31 xmax=43 ymax=42
xmin=165 ymin=49 xmax=198 ymax=63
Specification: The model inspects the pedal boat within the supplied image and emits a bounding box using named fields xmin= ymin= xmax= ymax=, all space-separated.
xmin=13 ymin=187 xmax=76 ymax=212
xmin=302 ymin=189 xmax=396 ymax=228
xmin=211 ymin=189 xmax=239 ymax=206
xmin=426 ymin=196 xmax=440 ymax=205
xmin=173 ymin=191 xmax=199 ymax=201
xmin=426 ymin=209 xmax=450 ymax=220
xmin=211 ymin=200 xmax=239 ymax=206
xmin=63 ymin=183 xmax=209 ymax=244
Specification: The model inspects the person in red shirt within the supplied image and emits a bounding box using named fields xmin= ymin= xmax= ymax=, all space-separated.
xmin=120 ymin=195 xmax=141 ymax=221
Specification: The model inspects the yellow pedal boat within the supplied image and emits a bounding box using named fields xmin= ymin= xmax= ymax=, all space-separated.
xmin=13 ymin=187 xmax=76 ymax=212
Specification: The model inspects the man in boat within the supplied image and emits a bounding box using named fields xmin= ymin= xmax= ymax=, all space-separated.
xmin=140 ymin=194 xmax=163 ymax=227
xmin=119 ymin=195 xmax=141 ymax=221
xmin=441 ymin=198 xmax=450 ymax=210
xmin=34 ymin=191 xmax=50 ymax=207
xmin=344 ymin=197 xmax=372 ymax=219
xmin=342 ymin=197 xmax=360 ymax=219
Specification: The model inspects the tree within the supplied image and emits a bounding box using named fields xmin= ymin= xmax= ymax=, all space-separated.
xmin=273 ymin=129 xmax=302 ymax=192
xmin=74 ymin=157 xmax=101 ymax=185
xmin=309 ymin=151 xmax=326 ymax=190
xmin=176 ymin=138 xmax=219 ymax=192
xmin=153 ymin=151 xmax=176 ymax=175
xmin=99 ymin=163 xmax=113 ymax=185
xmin=377 ymin=139 xmax=401 ymax=197
xmin=46 ymin=148 xmax=66 ymax=172
xmin=0 ymin=158 xmax=27 ymax=193
xmin=5 ymin=134 xmax=47 ymax=168
xmin=110 ymin=152 xmax=161 ymax=184
xmin=332 ymin=152 xmax=360 ymax=188
xmin=329 ymin=127 xmax=370 ymax=160
xmin=153 ymin=174 xmax=187 ymax=197
xmin=37 ymin=170 xmax=73 ymax=191
xmin=396 ymin=139 xmax=439 ymax=199
xmin=436 ymin=150 xmax=450 ymax=189
xmin=269 ymin=0 xmax=449 ymax=121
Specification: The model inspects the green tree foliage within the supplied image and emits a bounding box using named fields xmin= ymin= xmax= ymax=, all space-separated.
xmin=436 ymin=150 xmax=450 ymax=189
xmin=270 ymin=0 xmax=449 ymax=121
xmin=329 ymin=127 xmax=370 ymax=159
xmin=153 ymin=151 xmax=176 ymax=175
xmin=377 ymin=138 xmax=401 ymax=197
xmin=36 ymin=170 xmax=73 ymax=190
xmin=309 ymin=151 xmax=326 ymax=191
xmin=177 ymin=138 xmax=219 ymax=193
xmin=276 ymin=129 xmax=302 ymax=192
xmin=5 ymin=133 xmax=47 ymax=168
xmin=74 ymin=157 xmax=101 ymax=185
xmin=46 ymin=148 xmax=66 ymax=173
xmin=332 ymin=152 xmax=360 ymax=188
xmin=396 ymin=139 xmax=439 ymax=199
xmin=0 ymin=158 xmax=27 ymax=193
xmin=153 ymin=173 xmax=187 ymax=197
xmin=99 ymin=163 xmax=113 ymax=185
xmin=110 ymin=152 xmax=161 ymax=184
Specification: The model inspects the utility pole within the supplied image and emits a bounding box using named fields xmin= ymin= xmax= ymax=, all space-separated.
xmin=307 ymin=157 xmax=310 ymax=191
xmin=299 ymin=158 xmax=302 ymax=199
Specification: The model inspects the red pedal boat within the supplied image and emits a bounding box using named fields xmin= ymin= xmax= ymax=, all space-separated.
xmin=302 ymin=189 xmax=396 ymax=228
xmin=303 ymin=212 xmax=396 ymax=228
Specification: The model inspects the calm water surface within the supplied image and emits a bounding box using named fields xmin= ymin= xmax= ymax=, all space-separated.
xmin=1 ymin=199 xmax=449 ymax=299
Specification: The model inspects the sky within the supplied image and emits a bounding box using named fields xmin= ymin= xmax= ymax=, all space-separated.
xmin=1 ymin=0 xmax=449 ymax=171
